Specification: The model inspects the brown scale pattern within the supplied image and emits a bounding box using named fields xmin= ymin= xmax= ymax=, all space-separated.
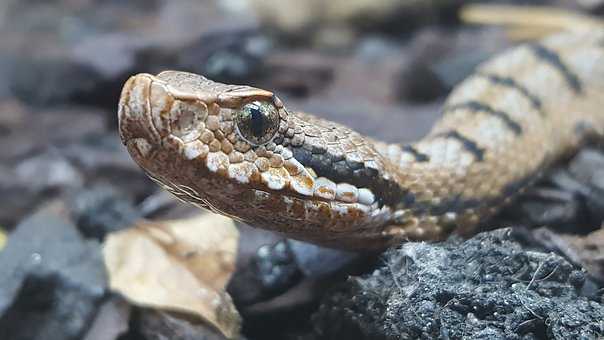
xmin=118 ymin=30 xmax=604 ymax=250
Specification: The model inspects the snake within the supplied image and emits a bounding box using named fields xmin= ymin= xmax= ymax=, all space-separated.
xmin=118 ymin=30 xmax=604 ymax=250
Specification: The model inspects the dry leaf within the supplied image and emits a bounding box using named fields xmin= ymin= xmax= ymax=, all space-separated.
xmin=0 ymin=228 xmax=6 ymax=251
xmin=103 ymin=213 xmax=241 ymax=339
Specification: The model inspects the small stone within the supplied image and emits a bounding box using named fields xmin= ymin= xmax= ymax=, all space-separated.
xmin=0 ymin=202 xmax=106 ymax=340
xmin=69 ymin=185 xmax=140 ymax=240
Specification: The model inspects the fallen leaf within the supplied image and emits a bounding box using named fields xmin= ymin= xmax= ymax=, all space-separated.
xmin=103 ymin=213 xmax=241 ymax=339
xmin=0 ymin=228 xmax=6 ymax=251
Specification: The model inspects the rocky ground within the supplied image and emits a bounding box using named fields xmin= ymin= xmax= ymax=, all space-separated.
xmin=0 ymin=0 xmax=603 ymax=339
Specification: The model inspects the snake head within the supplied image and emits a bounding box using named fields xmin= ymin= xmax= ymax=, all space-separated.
xmin=118 ymin=71 xmax=395 ymax=249
xmin=118 ymin=71 xmax=301 ymax=191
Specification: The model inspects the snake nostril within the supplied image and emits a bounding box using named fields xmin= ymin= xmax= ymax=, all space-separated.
xmin=170 ymin=100 xmax=208 ymax=143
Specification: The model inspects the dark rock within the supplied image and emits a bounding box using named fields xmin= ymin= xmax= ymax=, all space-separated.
xmin=253 ymin=241 xmax=302 ymax=295
xmin=0 ymin=163 xmax=46 ymax=230
xmin=69 ymin=185 xmax=141 ymax=240
xmin=177 ymin=28 xmax=270 ymax=85
xmin=0 ymin=202 xmax=107 ymax=340
xmin=82 ymin=297 xmax=131 ymax=340
xmin=59 ymin=133 xmax=141 ymax=172
xmin=529 ymin=227 xmax=604 ymax=286
xmin=0 ymin=128 xmax=149 ymax=229
xmin=395 ymin=61 xmax=448 ymax=103
xmin=134 ymin=309 xmax=227 ymax=340
xmin=393 ymin=28 xmax=454 ymax=103
xmin=15 ymin=150 xmax=84 ymax=192
xmin=567 ymin=148 xmax=604 ymax=186
xmin=498 ymin=148 xmax=604 ymax=233
xmin=395 ymin=27 xmax=506 ymax=103
xmin=1 ymin=0 xmax=240 ymax=110
xmin=311 ymin=229 xmax=604 ymax=340
xmin=514 ymin=187 xmax=582 ymax=228
xmin=288 ymin=239 xmax=361 ymax=278
xmin=10 ymin=57 xmax=104 ymax=106
xmin=431 ymin=50 xmax=492 ymax=89
xmin=228 ymin=238 xmax=302 ymax=307
xmin=0 ymin=55 xmax=16 ymax=100
xmin=233 ymin=241 xmax=379 ymax=340
xmin=294 ymin=99 xmax=441 ymax=144
xmin=229 ymin=238 xmax=366 ymax=312
xmin=0 ymin=103 xmax=107 ymax=163
xmin=137 ymin=190 xmax=194 ymax=219
xmin=575 ymin=0 xmax=604 ymax=12
xmin=0 ymin=276 xmax=103 ymax=340
xmin=72 ymin=33 xmax=154 ymax=80
xmin=262 ymin=50 xmax=335 ymax=99
xmin=228 ymin=224 xmax=285 ymax=306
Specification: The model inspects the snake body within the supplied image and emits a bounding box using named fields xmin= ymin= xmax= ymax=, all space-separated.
xmin=118 ymin=31 xmax=604 ymax=250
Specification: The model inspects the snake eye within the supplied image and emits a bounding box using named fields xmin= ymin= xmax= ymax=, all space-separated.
xmin=234 ymin=101 xmax=280 ymax=145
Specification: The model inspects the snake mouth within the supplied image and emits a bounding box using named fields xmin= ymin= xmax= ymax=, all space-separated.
xmin=159 ymin=130 xmax=382 ymax=210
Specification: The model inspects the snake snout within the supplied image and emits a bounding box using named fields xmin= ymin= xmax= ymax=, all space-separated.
xmin=117 ymin=73 xmax=161 ymax=145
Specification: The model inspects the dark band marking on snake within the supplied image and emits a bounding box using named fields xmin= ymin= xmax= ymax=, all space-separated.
xmin=434 ymin=130 xmax=486 ymax=161
xmin=444 ymin=100 xmax=523 ymax=135
xmin=475 ymin=73 xmax=544 ymax=114
xmin=401 ymin=145 xmax=430 ymax=162
xmin=528 ymin=43 xmax=583 ymax=93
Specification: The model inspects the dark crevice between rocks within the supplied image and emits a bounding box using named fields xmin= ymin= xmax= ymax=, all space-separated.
xmin=493 ymin=147 xmax=604 ymax=236
xmin=0 ymin=274 xmax=103 ymax=340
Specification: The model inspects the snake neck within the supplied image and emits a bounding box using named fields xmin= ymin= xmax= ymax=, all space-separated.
xmin=373 ymin=30 xmax=604 ymax=241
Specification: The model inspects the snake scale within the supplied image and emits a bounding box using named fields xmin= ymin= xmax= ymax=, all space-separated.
xmin=118 ymin=30 xmax=604 ymax=250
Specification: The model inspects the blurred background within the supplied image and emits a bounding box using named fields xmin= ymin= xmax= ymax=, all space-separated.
xmin=1 ymin=0 xmax=604 ymax=339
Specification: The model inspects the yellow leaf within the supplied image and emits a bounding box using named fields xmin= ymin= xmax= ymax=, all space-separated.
xmin=103 ymin=213 xmax=240 ymax=339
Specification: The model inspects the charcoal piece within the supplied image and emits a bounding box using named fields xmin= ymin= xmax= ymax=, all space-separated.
xmin=312 ymin=229 xmax=604 ymax=340
xmin=70 ymin=185 xmax=140 ymax=240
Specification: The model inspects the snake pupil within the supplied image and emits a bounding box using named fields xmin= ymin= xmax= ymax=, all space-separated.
xmin=235 ymin=101 xmax=280 ymax=145
xmin=249 ymin=106 xmax=265 ymax=137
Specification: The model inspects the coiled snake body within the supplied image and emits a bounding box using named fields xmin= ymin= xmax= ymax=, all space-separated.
xmin=118 ymin=31 xmax=604 ymax=250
